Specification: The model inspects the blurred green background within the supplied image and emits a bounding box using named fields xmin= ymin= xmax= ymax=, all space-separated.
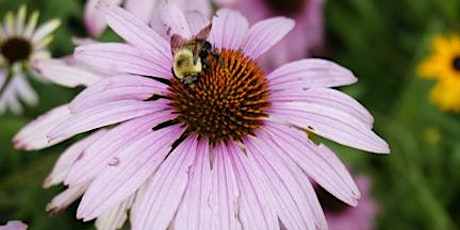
xmin=1 ymin=0 xmax=460 ymax=229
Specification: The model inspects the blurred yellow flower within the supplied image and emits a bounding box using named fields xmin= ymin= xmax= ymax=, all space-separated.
xmin=417 ymin=34 xmax=460 ymax=112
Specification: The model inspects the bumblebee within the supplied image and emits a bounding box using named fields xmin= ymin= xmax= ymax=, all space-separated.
xmin=170 ymin=24 xmax=220 ymax=86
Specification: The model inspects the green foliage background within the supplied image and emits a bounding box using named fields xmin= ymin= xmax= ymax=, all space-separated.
xmin=1 ymin=0 xmax=460 ymax=229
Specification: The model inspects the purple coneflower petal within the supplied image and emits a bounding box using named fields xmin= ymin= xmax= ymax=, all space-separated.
xmin=264 ymin=123 xmax=360 ymax=206
xmin=77 ymin=124 xmax=181 ymax=221
xmin=173 ymin=140 xmax=213 ymax=230
xmin=13 ymin=104 xmax=71 ymax=150
xmin=270 ymin=88 xmax=374 ymax=127
xmin=46 ymin=183 xmax=90 ymax=215
xmin=95 ymin=194 xmax=135 ymax=230
xmin=228 ymin=142 xmax=279 ymax=229
xmin=31 ymin=19 xmax=60 ymax=43
xmin=209 ymin=9 xmax=248 ymax=51
xmin=267 ymin=59 xmax=357 ymax=89
xmin=84 ymin=0 xmax=123 ymax=36
xmin=210 ymin=143 xmax=241 ymax=230
xmin=159 ymin=3 xmax=192 ymax=38
xmin=65 ymin=112 xmax=174 ymax=186
xmin=33 ymin=59 xmax=102 ymax=87
xmin=245 ymin=135 xmax=321 ymax=230
xmin=0 ymin=220 xmax=27 ymax=230
xmin=185 ymin=11 xmax=210 ymax=36
xmin=69 ymin=75 xmax=168 ymax=113
xmin=242 ymin=17 xmax=294 ymax=59
xmin=75 ymin=43 xmax=171 ymax=78
xmin=132 ymin=136 xmax=198 ymax=229
xmin=124 ymin=0 xmax=157 ymax=24
xmin=269 ymin=102 xmax=389 ymax=153
xmin=48 ymin=100 xmax=164 ymax=141
xmin=43 ymin=129 xmax=107 ymax=188
xmin=97 ymin=3 xmax=170 ymax=60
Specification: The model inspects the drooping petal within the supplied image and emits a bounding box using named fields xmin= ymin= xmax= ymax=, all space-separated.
xmin=124 ymin=0 xmax=158 ymax=23
xmin=97 ymin=3 xmax=171 ymax=61
xmin=74 ymin=43 xmax=172 ymax=78
xmin=159 ymin=3 xmax=191 ymax=38
xmin=227 ymin=142 xmax=279 ymax=230
xmin=0 ymin=220 xmax=27 ymax=230
xmin=46 ymin=183 xmax=90 ymax=216
xmin=208 ymin=143 xmax=242 ymax=230
xmin=95 ymin=193 xmax=135 ymax=230
xmin=267 ymin=59 xmax=357 ymax=89
xmin=173 ymin=139 xmax=213 ymax=230
xmin=13 ymin=74 xmax=38 ymax=106
xmin=244 ymin=135 xmax=318 ymax=230
xmin=77 ymin=124 xmax=182 ymax=221
xmin=242 ymin=17 xmax=294 ymax=59
xmin=270 ymin=88 xmax=373 ymax=127
xmin=268 ymin=102 xmax=389 ymax=153
xmin=69 ymin=75 xmax=168 ymax=113
xmin=33 ymin=58 xmax=103 ymax=88
xmin=209 ymin=9 xmax=248 ymax=51
xmin=43 ymin=129 xmax=108 ymax=188
xmin=84 ymin=0 xmax=123 ymax=36
xmin=185 ymin=11 xmax=210 ymax=36
xmin=264 ymin=123 xmax=360 ymax=206
xmin=48 ymin=100 xmax=165 ymax=142
xmin=65 ymin=111 xmax=175 ymax=186
xmin=132 ymin=136 xmax=198 ymax=229
xmin=13 ymin=104 xmax=71 ymax=150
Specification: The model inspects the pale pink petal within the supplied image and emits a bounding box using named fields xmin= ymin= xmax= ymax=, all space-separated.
xmin=13 ymin=104 xmax=71 ymax=150
xmin=264 ymin=123 xmax=360 ymax=206
xmin=173 ymin=139 xmax=212 ymax=230
xmin=33 ymin=59 xmax=103 ymax=88
xmin=84 ymin=0 xmax=123 ymax=36
xmin=209 ymin=143 xmax=242 ymax=230
xmin=43 ymin=129 xmax=108 ymax=188
xmin=242 ymin=17 xmax=294 ymax=59
xmin=159 ymin=3 xmax=191 ymax=38
xmin=132 ymin=136 xmax=198 ymax=229
xmin=46 ymin=183 xmax=90 ymax=216
xmin=0 ymin=70 xmax=6 ymax=90
xmin=124 ymin=0 xmax=158 ymax=23
xmin=227 ymin=142 xmax=279 ymax=230
xmin=244 ymin=135 xmax=318 ymax=230
xmin=270 ymin=88 xmax=373 ymax=127
xmin=97 ymin=3 xmax=171 ymax=61
xmin=65 ymin=111 xmax=175 ymax=186
xmin=48 ymin=100 xmax=165 ymax=141
xmin=0 ymin=220 xmax=27 ymax=230
xmin=267 ymin=59 xmax=357 ymax=89
xmin=209 ymin=9 xmax=248 ymax=50
xmin=69 ymin=75 xmax=168 ymax=113
xmin=77 ymin=124 xmax=182 ymax=221
xmin=268 ymin=102 xmax=389 ymax=153
xmin=95 ymin=194 xmax=135 ymax=230
xmin=185 ymin=11 xmax=210 ymax=36
xmin=74 ymin=43 xmax=172 ymax=78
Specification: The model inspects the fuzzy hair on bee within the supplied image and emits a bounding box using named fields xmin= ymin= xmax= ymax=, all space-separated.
xmin=170 ymin=24 xmax=218 ymax=87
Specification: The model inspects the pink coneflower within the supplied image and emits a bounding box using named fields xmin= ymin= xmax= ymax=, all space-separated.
xmin=0 ymin=221 xmax=27 ymax=230
xmin=317 ymin=175 xmax=379 ymax=230
xmin=84 ymin=0 xmax=211 ymax=37
xmin=16 ymin=2 xmax=389 ymax=229
xmin=0 ymin=5 xmax=60 ymax=115
xmin=217 ymin=0 xmax=325 ymax=71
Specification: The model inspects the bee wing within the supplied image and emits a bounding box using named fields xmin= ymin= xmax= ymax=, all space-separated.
xmin=194 ymin=23 xmax=212 ymax=40
xmin=171 ymin=34 xmax=186 ymax=55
